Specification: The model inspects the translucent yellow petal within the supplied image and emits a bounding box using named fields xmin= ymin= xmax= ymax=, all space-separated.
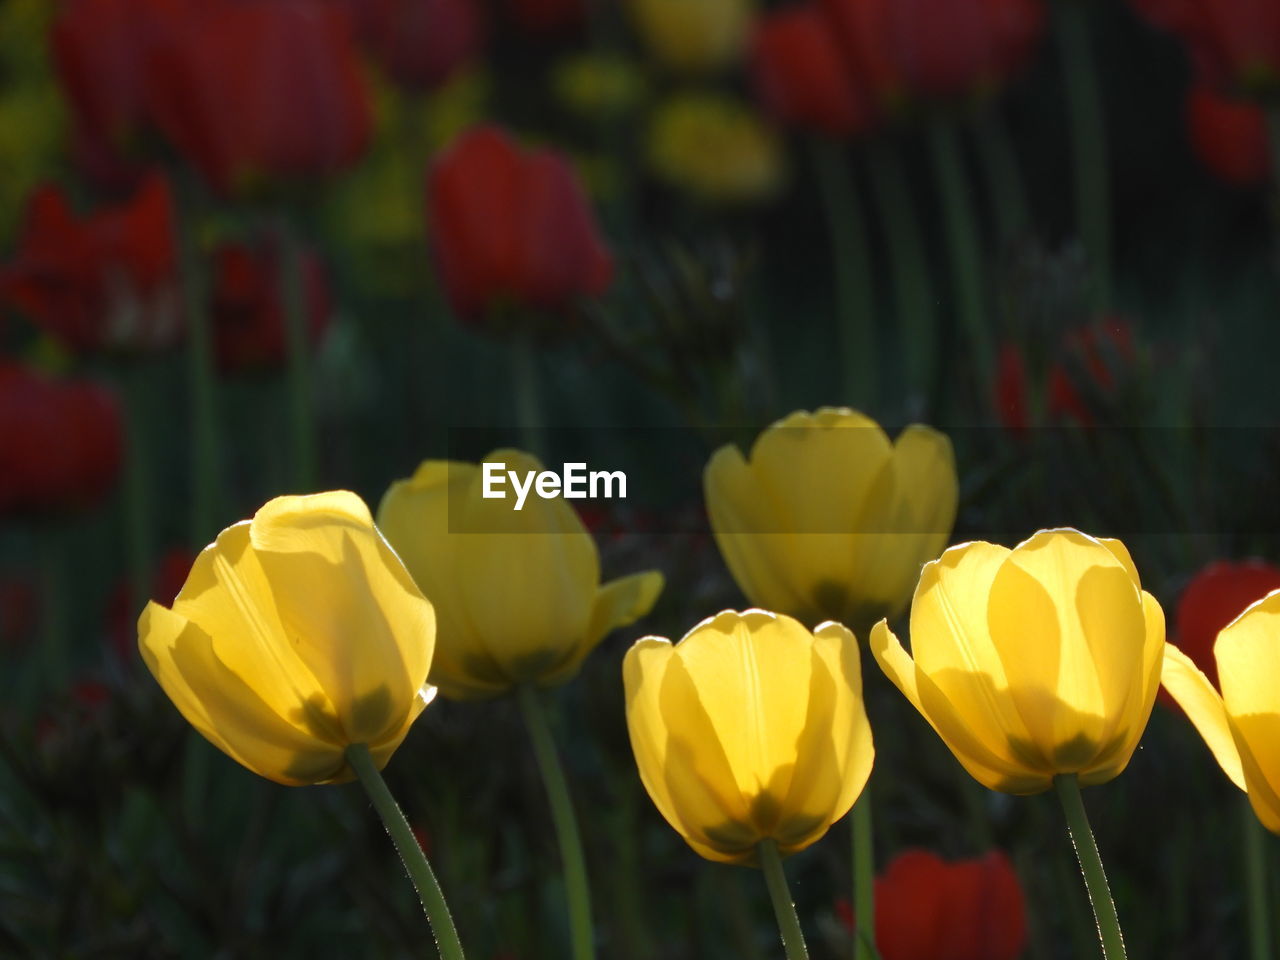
xmin=1230 ymin=715 xmax=1280 ymax=834
xmin=623 ymin=637 xmax=687 ymax=840
xmin=172 ymin=522 xmax=341 ymax=743
xmin=987 ymin=529 xmax=1145 ymax=768
xmin=454 ymin=450 xmax=599 ymax=684
xmin=1097 ymin=537 xmax=1141 ymax=588
xmin=667 ymin=610 xmax=814 ymax=827
xmin=704 ymin=443 xmax=809 ymax=616
xmin=539 ymin=570 xmax=665 ymax=688
xmin=377 ymin=461 xmax=511 ymax=699
xmin=138 ymin=603 xmax=345 ymax=785
xmin=1160 ymin=642 xmax=1245 ymax=790
xmin=775 ymin=621 xmax=872 ymax=850
xmin=247 ymin=493 xmax=436 ymax=745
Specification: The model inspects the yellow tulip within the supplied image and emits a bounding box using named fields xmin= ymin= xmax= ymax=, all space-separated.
xmin=704 ymin=407 xmax=957 ymax=633
xmin=647 ymin=92 xmax=785 ymax=205
xmin=1161 ymin=590 xmax=1280 ymax=833
xmin=137 ymin=492 xmax=437 ymax=786
xmin=627 ymin=0 xmax=753 ymax=74
xmin=871 ymin=529 xmax=1165 ymax=794
xmin=624 ymin=609 xmax=873 ymax=865
xmin=377 ymin=451 xmax=664 ymax=700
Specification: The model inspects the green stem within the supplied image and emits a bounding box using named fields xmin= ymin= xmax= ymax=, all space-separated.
xmin=516 ymin=684 xmax=594 ymax=960
xmin=278 ymin=217 xmax=317 ymax=491
xmin=972 ymin=108 xmax=1031 ymax=241
xmin=865 ymin=139 xmax=937 ymax=410
xmin=510 ymin=338 xmax=545 ymax=457
xmin=179 ymin=188 xmax=221 ymax=545
xmin=120 ymin=366 xmax=154 ymax=607
xmin=929 ymin=122 xmax=994 ymax=388
xmin=851 ymin=791 xmax=875 ymax=960
xmin=759 ymin=838 xmax=809 ymax=960
xmin=1243 ymin=796 xmax=1273 ymax=960
xmin=1054 ymin=774 xmax=1126 ymax=960
xmin=1056 ymin=1 xmax=1111 ymax=310
xmin=345 ymin=743 xmax=466 ymax=960
xmin=811 ymin=137 xmax=877 ymax=409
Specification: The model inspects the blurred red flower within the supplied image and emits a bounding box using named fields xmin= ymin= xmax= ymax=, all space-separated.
xmin=504 ymin=0 xmax=586 ymax=36
xmin=0 ymin=175 xmax=180 ymax=355
xmin=1047 ymin=320 xmax=1134 ymax=427
xmin=428 ymin=126 xmax=614 ymax=325
xmin=211 ymin=240 xmax=332 ymax=375
xmin=840 ymin=849 xmax=1027 ymax=960
xmin=51 ymin=0 xmax=192 ymax=176
xmin=750 ymin=4 xmax=878 ymax=138
xmin=0 ymin=364 xmax=123 ymax=517
xmin=147 ymin=1 xmax=373 ymax=195
xmin=1187 ymin=86 xmax=1271 ymax=187
xmin=106 ymin=548 xmax=194 ymax=663
xmin=994 ymin=341 xmax=1031 ymax=436
xmin=1172 ymin=561 xmax=1280 ymax=693
xmin=823 ymin=0 xmax=1044 ymax=107
xmin=1181 ymin=0 xmax=1280 ymax=99
xmin=344 ymin=0 xmax=486 ymax=92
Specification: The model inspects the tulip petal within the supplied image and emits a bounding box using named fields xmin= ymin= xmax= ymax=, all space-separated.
xmin=247 ymin=492 xmax=436 ymax=746
xmin=1161 ymin=642 xmax=1246 ymax=790
xmin=377 ymin=461 xmax=512 ymax=700
xmin=540 ymin=570 xmax=665 ymax=687
xmin=775 ymin=620 xmax=872 ymax=849
xmin=138 ymin=602 xmax=346 ymax=785
xmin=172 ymin=521 xmax=344 ymax=743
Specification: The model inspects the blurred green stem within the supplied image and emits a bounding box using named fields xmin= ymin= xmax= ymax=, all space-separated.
xmin=1056 ymin=1 xmax=1111 ymax=310
xmin=179 ymin=189 xmax=221 ymax=544
xmin=973 ymin=109 xmax=1030 ymax=241
xmin=120 ymin=366 xmax=154 ymax=606
xmin=510 ymin=338 xmax=545 ymax=456
xmin=278 ymin=217 xmax=317 ymax=491
xmin=38 ymin=528 xmax=67 ymax=688
xmin=811 ymin=137 xmax=876 ymax=409
xmin=759 ymin=838 xmax=808 ymax=960
xmin=929 ymin=122 xmax=994 ymax=388
xmin=851 ymin=791 xmax=875 ymax=960
xmin=517 ymin=684 xmax=594 ymax=960
xmin=1055 ymin=774 xmax=1126 ymax=959
xmin=1243 ymin=796 xmax=1272 ymax=960
xmin=346 ymin=743 xmax=466 ymax=960
xmin=866 ymin=139 xmax=936 ymax=410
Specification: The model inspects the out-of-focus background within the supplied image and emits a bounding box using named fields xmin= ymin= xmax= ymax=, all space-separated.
xmin=0 ymin=0 xmax=1278 ymax=956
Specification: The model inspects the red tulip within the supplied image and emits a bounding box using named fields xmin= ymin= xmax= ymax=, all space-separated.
xmin=0 ymin=364 xmax=123 ymax=517
xmin=840 ymin=849 xmax=1027 ymax=960
xmin=823 ymin=0 xmax=1045 ymax=107
xmin=428 ymin=126 xmax=614 ymax=325
xmin=1173 ymin=561 xmax=1280 ymax=692
xmin=750 ymin=5 xmax=878 ymax=138
xmin=1047 ymin=319 xmax=1134 ymax=427
xmin=994 ymin=341 xmax=1031 ymax=436
xmin=343 ymin=0 xmax=485 ymax=92
xmin=211 ymin=240 xmax=332 ymax=374
xmin=1187 ymin=86 xmax=1271 ymax=186
xmin=0 ymin=175 xmax=180 ymax=355
xmin=146 ymin=1 xmax=373 ymax=195
xmin=1179 ymin=0 xmax=1280 ymax=99
xmin=51 ymin=0 xmax=192 ymax=167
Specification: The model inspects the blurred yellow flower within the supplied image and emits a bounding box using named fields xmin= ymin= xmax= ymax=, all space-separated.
xmin=624 ymin=609 xmax=873 ymax=864
xmin=704 ymin=407 xmax=957 ymax=633
xmin=628 ymin=0 xmax=753 ymax=73
xmin=872 ymin=529 xmax=1165 ymax=794
xmin=647 ymin=92 xmax=784 ymax=205
xmin=377 ymin=452 xmax=664 ymax=700
xmin=552 ymin=53 xmax=648 ymax=119
xmin=1162 ymin=591 xmax=1280 ymax=833
xmin=138 ymin=492 xmax=437 ymax=786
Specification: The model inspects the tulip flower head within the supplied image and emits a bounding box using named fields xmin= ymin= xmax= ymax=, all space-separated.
xmin=627 ymin=0 xmax=754 ymax=74
xmin=704 ymin=408 xmax=958 ymax=633
xmin=1173 ymin=560 xmax=1280 ymax=691
xmin=872 ymin=529 xmax=1165 ymax=794
xmin=624 ymin=609 xmax=873 ymax=864
xmin=377 ymin=452 xmax=664 ymax=700
xmin=1162 ymin=590 xmax=1280 ymax=833
xmin=138 ymin=492 xmax=437 ymax=785
xmin=1187 ymin=86 xmax=1271 ymax=187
